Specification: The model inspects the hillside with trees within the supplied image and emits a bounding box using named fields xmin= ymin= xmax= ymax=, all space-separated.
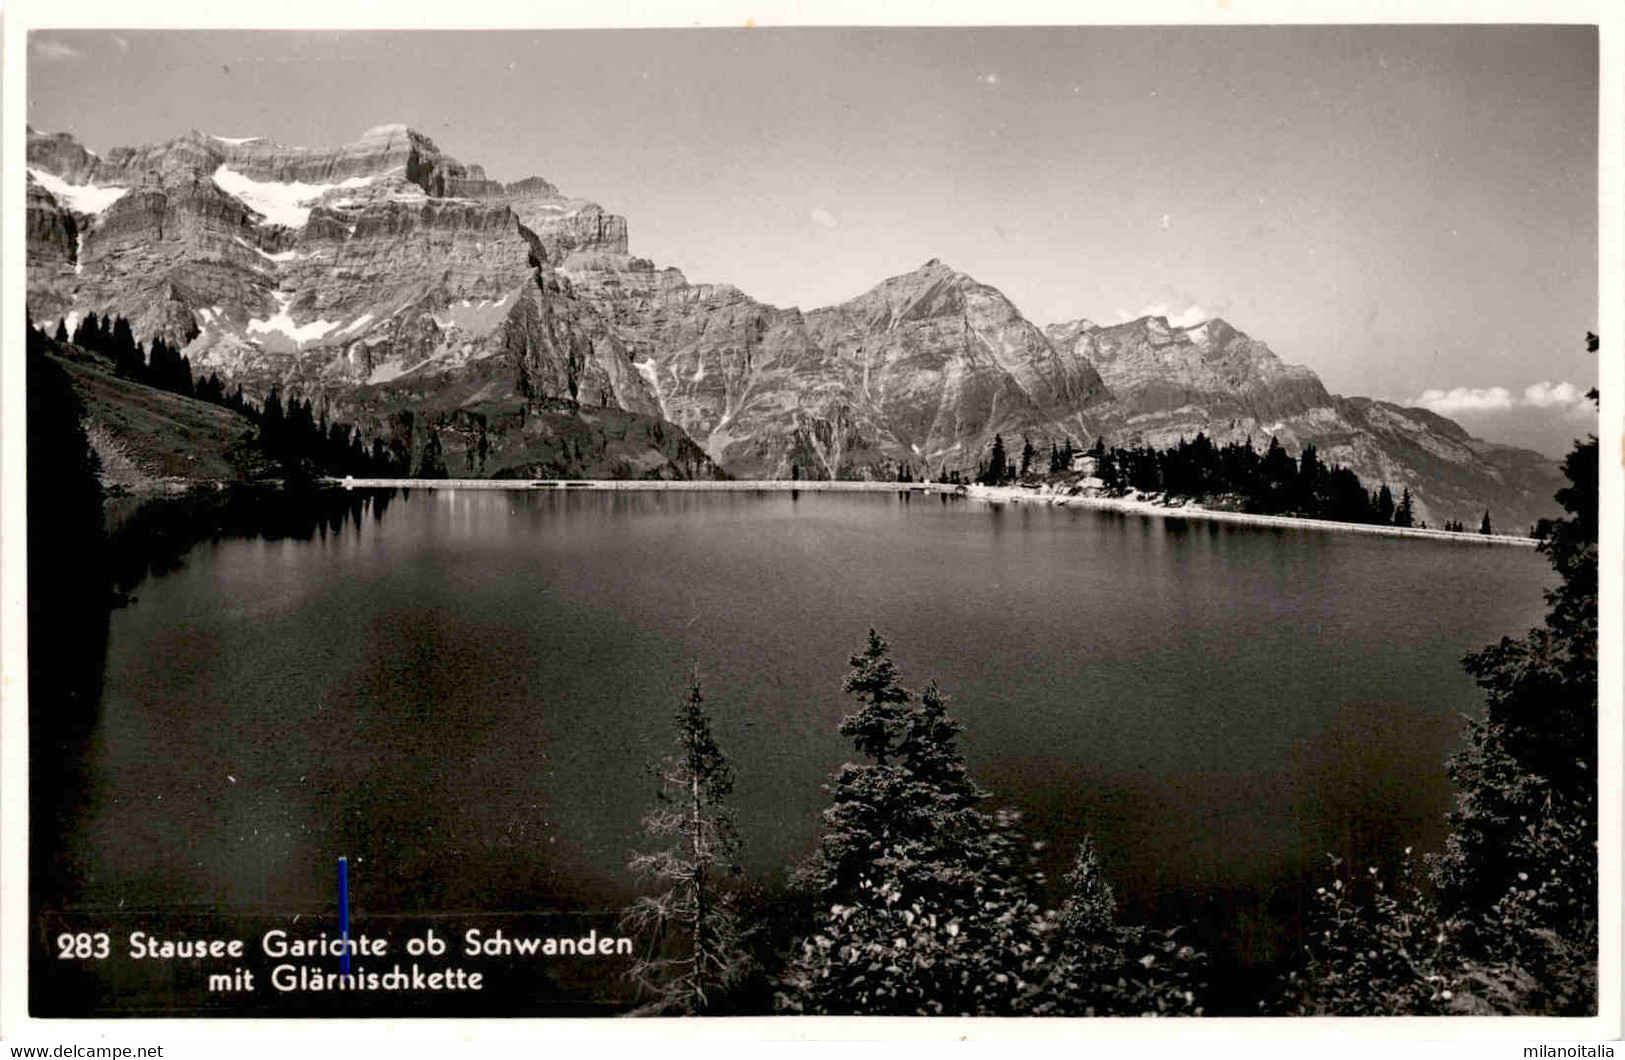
xmin=974 ymin=429 xmax=1476 ymax=531
xmin=27 ymin=313 xmax=411 ymax=487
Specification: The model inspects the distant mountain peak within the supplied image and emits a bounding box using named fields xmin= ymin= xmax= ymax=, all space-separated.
xmin=23 ymin=122 xmax=1565 ymax=527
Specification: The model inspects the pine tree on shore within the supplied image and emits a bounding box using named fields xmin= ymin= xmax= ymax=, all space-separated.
xmin=779 ymin=630 xmax=1053 ymax=1015
xmin=1394 ymin=488 xmax=1415 ymax=529
xmin=984 ymin=435 xmax=1008 ymax=486
xmin=623 ymin=675 xmax=749 ymax=1015
xmin=1375 ymin=484 xmax=1396 ymax=526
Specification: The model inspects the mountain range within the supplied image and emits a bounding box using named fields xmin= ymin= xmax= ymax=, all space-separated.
xmin=25 ymin=123 xmax=1565 ymax=528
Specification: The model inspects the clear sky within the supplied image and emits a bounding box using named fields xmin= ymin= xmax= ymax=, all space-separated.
xmin=27 ymin=26 xmax=1599 ymax=456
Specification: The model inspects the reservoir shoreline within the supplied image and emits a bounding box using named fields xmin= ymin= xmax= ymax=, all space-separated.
xmin=326 ymin=477 xmax=1540 ymax=547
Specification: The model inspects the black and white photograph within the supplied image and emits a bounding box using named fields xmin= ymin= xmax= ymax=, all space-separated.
xmin=2 ymin=0 xmax=1619 ymax=1047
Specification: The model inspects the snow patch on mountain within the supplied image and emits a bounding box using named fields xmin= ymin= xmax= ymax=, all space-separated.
xmin=634 ymin=358 xmax=670 ymax=421
xmin=335 ymin=313 xmax=376 ymax=338
xmin=247 ymin=292 xmax=338 ymax=344
xmin=367 ymin=358 xmax=407 ymax=385
xmin=209 ymin=134 xmax=263 ymax=145
xmin=211 ymin=166 xmax=373 ymax=228
xmin=431 ymin=295 xmax=516 ymax=333
xmin=28 ymin=168 xmax=130 ymax=215
xmin=367 ymin=355 xmax=435 ymax=385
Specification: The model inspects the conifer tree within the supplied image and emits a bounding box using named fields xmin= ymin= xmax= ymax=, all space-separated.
xmin=416 ymin=427 xmax=449 ymax=479
xmin=1375 ymin=484 xmax=1396 ymax=526
xmin=1394 ymin=488 xmax=1415 ymax=529
xmin=1043 ymin=837 xmax=1206 ymax=1017
xmin=1479 ymin=510 xmax=1493 ymax=536
xmin=1059 ymin=836 xmax=1116 ymax=949
xmin=72 ymin=312 xmax=97 ymax=348
xmin=984 ymin=435 xmax=1008 ymax=486
xmin=623 ymin=675 xmax=749 ymax=1015
xmin=1098 ymin=449 xmax=1122 ymax=492
xmin=780 ymin=631 xmax=1052 ymax=1016
xmin=261 ymin=386 xmax=285 ymax=450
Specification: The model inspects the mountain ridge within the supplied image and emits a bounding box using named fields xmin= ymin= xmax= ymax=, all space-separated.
xmin=24 ymin=123 xmax=1566 ymax=526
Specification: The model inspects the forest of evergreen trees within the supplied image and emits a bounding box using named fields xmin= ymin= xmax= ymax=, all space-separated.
xmin=27 ymin=312 xmax=412 ymax=480
xmin=627 ymin=633 xmax=1207 ymax=1017
xmin=971 ymin=430 xmax=1452 ymax=529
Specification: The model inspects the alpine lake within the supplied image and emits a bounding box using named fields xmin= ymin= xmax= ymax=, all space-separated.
xmin=46 ymin=486 xmax=1554 ymax=1015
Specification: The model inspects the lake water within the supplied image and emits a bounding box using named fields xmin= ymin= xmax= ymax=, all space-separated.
xmin=58 ymin=488 xmax=1554 ymax=1010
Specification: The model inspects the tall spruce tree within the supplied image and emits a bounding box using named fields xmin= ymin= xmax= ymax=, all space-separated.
xmin=623 ymin=675 xmax=749 ymax=1014
xmin=779 ymin=631 xmax=1052 ymax=1016
xmin=1375 ymin=484 xmax=1396 ymax=525
xmin=1394 ymin=488 xmax=1415 ymax=529
xmin=1037 ymin=837 xmax=1206 ymax=1017
xmin=985 ymin=434 xmax=1008 ymax=486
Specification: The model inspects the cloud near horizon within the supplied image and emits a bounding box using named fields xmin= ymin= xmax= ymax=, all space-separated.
xmin=1412 ymin=381 xmax=1595 ymax=417
xmin=1116 ymin=302 xmax=1208 ymax=328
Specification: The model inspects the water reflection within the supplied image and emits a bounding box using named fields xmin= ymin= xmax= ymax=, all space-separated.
xmin=40 ymin=488 xmax=1554 ymax=1014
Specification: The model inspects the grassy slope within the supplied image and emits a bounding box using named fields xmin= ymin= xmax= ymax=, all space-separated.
xmin=46 ymin=342 xmax=272 ymax=490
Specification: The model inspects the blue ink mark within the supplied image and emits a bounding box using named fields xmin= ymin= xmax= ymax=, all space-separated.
xmin=338 ymin=856 xmax=351 ymax=976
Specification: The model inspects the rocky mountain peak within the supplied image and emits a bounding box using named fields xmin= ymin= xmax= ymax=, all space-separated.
xmin=24 ymin=121 xmax=1564 ymax=525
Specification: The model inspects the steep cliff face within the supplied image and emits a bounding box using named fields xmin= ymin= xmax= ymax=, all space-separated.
xmin=26 ymin=178 xmax=78 ymax=281
xmin=556 ymin=254 xmax=1118 ymax=478
xmin=25 ymin=124 xmax=641 ymax=394
xmin=24 ymin=123 xmax=705 ymax=477
xmin=24 ymin=122 xmax=1562 ymax=516
xmin=559 ymin=250 xmax=850 ymax=476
